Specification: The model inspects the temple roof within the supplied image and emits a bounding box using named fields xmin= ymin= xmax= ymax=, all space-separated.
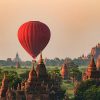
xmin=88 ymin=56 xmax=96 ymax=69
xmin=87 ymin=48 xmax=96 ymax=70
xmin=96 ymin=55 xmax=100 ymax=69
xmin=38 ymin=53 xmax=43 ymax=64
xmin=13 ymin=52 xmax=21 ymax=62
xmin=36 ymin=53 xmax=47 ymax=79
xmin=60 ymin=63 xmax=68 ymax=76
xmin=61 ymin=63 xmax=67 ymax=70
xmin=2 ymin=74 xmax=9 ymax=85
xmin=28 ymin=64 xmax=37 ymax=82
xmin=0 ymin=74 xmax=9 ymax=97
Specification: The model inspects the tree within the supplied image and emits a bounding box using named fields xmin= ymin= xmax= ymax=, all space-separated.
xmin=74 ymin=79 xmax=100 ymax=100
xmin=0 ymin=70 xmax=22 ymax=88
xmin=20 ymin=70 xmax=29 ymax=80
xmin=84 ymin=85 xmax=100 ymax=100
xmin=69 ymin=67 xmax=82 ymax=82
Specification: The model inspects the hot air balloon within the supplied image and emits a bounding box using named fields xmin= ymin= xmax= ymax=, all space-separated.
xmin=18 ymin=21 xmax=51 ymax=59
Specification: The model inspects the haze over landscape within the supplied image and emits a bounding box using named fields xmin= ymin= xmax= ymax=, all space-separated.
xmin=0 ymin=0 xmax=100 ymax=60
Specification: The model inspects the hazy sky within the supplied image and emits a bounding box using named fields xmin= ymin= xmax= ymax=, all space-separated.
xmin=0 ymin=0 xmax=100 ymax=61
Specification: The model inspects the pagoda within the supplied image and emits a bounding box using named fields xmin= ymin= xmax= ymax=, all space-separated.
xmin=0 ymin=74 xmax=9 ymax=98
xmin=24 ymin=63 xmax=37 ymax=92
xmin=60 ymin=61 xmax=69 ymax=79
xmin=83 ymin=48 xmax=100 ymax=80
xmin=36 ymin=53 xmax=48 ymax=81
xmin=14 ymin=53 xmax=21 ymax=68
xmin=96 ymin=55 xmax=100 ymax=70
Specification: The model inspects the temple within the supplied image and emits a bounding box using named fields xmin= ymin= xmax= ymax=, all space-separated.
xmin=60 ymin=61 xmax=69 ymax=79
xmin=14 ymin=53 xmax=21 ymax=68
xmin=36 ymin=53 xmax=48 ymax=81
xmin=83 ymin=48 xmax=100 ymax=80
xmin=0 ymin=74 xmax=9 ymax=99
xmin=0 ymin=54 xmax=65 ymax=100
xmin=96 ymin=55 xmax=100 ymax=70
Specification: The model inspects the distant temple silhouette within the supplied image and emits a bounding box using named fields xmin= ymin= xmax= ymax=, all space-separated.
xmin=14 ymin=53 xmax=21 ymax=68
xmin=0 ymin=54 xmax=66 ymax=100
xmin=14 ymin=53 xmax=21 ymax=62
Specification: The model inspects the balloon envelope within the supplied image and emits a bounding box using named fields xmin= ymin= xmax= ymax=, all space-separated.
xmin=18 ymin=21 xmax=51 ymax=59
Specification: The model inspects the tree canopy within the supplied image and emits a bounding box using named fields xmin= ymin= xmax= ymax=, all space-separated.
xmin=74 ymin=79 xmax=100 ymax=100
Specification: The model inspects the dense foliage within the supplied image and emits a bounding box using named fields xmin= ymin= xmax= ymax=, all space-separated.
xmin=69 ymin=67 xmax=82 ymax=82
xmin=0 ymin=68 xmax=22 ymax=89
xmin=74 ymin=79 xmax=100 ymax=100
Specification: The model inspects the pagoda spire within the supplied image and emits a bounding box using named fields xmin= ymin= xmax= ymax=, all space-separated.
xmin=28 ymin=62 xmax=37 ymax=82
xmin=88 ymin=56 xmax=96 ymax=69
xmin=25 ymin=61 xmax=37 ymax=91
xmin=36 ymin=53 xmax=47 ymax=80
xmin=96 ymin=55 xmax=100 ymax=70
xmin=32 ymin=60 xmax=35 ymax=70
xmin=88 ymin=48 xmax=96 ymax=70
xmin=38 ymin=53 xmax=43 ymax=64
xmin=0 ymin=74 xmax=9 ymax=97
